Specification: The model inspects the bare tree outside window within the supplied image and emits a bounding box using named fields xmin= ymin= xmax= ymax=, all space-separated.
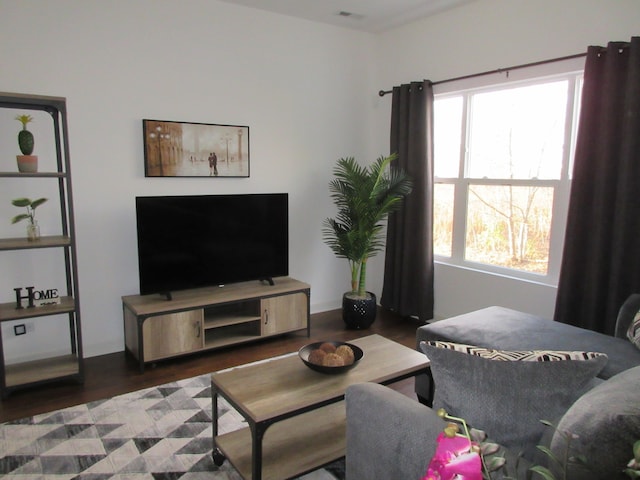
xmin=466 ymin=185 xmax=553 ymax=273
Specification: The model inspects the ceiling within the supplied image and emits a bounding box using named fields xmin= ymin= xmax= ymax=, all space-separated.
xmin=218 ymin=0 xmax=477 ymax=33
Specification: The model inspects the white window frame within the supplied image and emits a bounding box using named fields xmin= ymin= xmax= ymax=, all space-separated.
xmin=433 ymin=59 xmax=585 ymax=286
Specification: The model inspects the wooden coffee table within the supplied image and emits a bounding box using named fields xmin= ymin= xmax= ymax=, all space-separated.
xmin=210 ymin=334 xmax=429 ymax=480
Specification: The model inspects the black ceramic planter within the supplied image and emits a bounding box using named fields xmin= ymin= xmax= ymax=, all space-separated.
xmin=342 ymin=291 xmax=377 ymax=329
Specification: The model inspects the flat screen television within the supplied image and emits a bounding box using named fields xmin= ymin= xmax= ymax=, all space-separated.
xmin=135 ymin=193 xmax=288 ymax=297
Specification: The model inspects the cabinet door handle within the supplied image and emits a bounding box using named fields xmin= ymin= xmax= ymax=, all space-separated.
xmin=196 ymin=320 xmax=201 ymax=338
xmin=264 ymin=309 xmax=269 ymax=325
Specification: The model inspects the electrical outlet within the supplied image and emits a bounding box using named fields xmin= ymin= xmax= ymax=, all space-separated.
xmin=14 ymin=324 xmax=26 ymax=336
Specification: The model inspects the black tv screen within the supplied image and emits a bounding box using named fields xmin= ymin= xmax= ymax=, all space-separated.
xmin=135 ymin=193 xmax=288 ymax=296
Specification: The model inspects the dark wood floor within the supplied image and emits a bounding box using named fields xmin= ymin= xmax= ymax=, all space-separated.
xmin=0 ymin=307 xmax=424 ymax=423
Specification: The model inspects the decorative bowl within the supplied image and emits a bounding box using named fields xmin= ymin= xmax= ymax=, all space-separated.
xmin=298 ymin=341 xmax=364 ymax=374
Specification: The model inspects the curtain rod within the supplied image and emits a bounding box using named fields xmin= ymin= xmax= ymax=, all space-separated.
xmin=378 ymin=52 xmax=587 ymax=97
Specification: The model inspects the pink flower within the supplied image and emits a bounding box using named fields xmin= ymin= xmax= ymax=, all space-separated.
xmin=422 ymin=432 xmax=482 ymax=480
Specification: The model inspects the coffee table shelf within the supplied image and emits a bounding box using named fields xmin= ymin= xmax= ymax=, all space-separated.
xmin=216 ymin=401 xmax=345 ymax=480
xmin=211 ymin=334 xmax=429 ymax=480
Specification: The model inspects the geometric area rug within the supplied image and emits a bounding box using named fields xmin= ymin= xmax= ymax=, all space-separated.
xmin=0 ymin=373 xmax=345 ymax=479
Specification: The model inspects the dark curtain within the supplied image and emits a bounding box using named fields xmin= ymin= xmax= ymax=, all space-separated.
xmin=381 ymin=80 xmax=434 ymax=322
xmin=554 ymin=37 xmax=640 ymax=334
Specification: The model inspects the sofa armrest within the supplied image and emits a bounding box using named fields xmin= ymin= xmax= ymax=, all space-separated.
xmin=345 ymin=382 xmax=533 ymax=479
xmin=345 ymin=382 xmax=444 ymax=480
xmin=615 ymin=293 xmax=640 ymax=338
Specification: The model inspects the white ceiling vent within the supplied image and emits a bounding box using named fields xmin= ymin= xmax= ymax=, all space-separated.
xmin=337 ymin=11 xmax=365 ymax=20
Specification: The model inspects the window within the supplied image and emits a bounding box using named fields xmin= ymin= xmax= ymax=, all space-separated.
xmin=433 ymin=71 xmax=583 ymax=283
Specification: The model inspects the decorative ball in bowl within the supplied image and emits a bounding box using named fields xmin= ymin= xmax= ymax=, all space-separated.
xmin=298 ymin=341 xmax=364 ymax=374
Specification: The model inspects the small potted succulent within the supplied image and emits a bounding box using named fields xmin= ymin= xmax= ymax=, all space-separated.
xmin=11 ymin=197 xmax=47 ymax=241
xmin=15 ymin=114 xmax=38 ymax=173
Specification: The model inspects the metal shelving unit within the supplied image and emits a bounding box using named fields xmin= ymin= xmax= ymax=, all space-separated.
xmin=0 ymin=92 xmax=83 ymax=398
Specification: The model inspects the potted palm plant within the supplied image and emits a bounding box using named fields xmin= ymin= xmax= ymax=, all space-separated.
xmin=323 ymin=154 xmax=412 ymax=328
xmin=15 ymin=114 xmax=38 ymax=173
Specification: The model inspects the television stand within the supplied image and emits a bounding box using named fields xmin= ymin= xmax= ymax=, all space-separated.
xmin=122 ymin=277 xmax=310 ymax=372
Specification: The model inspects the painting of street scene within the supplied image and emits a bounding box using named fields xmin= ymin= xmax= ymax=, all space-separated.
xmin=143 ymin=119 xmax=249 ymax=177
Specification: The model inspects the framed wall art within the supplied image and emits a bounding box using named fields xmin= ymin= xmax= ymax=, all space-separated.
xmin=143 ymin=119 xmax=250 ymax=177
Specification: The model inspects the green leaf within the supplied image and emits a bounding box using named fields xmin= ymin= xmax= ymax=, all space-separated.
xmin=529 ymin=465 xmax=557 ymax=480
xmin=11 ymin=197 xmax=32 ymax=207
xmin=571 ymin=454 xmax=588 ymax=465
xmin=633 ymin=440 xmax=640 ymax=462
xmin=30 ymin=198 xmax=47 ymax=209
xmin=470 ymin=427 xmax=487 ymax=442
xmin=11 ymin=214 xmax=30 ymax=224
xmin=481 ymin=442 xmax=501 ymax=456
xmin=486 ymin=456 xmax=506 ymax=471
xmin=536 ymin=445 xmax=561 ymax=465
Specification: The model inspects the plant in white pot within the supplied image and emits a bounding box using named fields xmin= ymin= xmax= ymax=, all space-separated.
xmin=323 ymin=154 xmax=412 ymax=328
xmin=11 ymin=197 xmax=47 ymax=241
xmin=15 ymin=114 xmax=38 ymax=173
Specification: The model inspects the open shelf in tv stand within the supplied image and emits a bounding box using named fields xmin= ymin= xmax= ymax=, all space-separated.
xmin=122 ymin=277 xmax=310 ymax=373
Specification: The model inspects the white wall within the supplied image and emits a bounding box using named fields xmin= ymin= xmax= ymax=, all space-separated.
xmin=0 ymin=0 xmax=376 ymax=361
xmin=1 ymin=0 xmax=639 ymax=362
xmin=370 ymin=0 xmax=640 ymax=319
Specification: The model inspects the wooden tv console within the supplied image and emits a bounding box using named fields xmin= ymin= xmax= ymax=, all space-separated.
xmin=122 ymin=277 xmax=310 ymax=372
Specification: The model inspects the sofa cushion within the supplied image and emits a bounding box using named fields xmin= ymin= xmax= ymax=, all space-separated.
xmin=416 ymin=306 xmax=640 ymax=379
xmin=627 ymin=310 xmax=640 ymax=350
xmin=420 ymin=340 xmax=608 ymax=458
xmin=550 ymin=365 xmax=640 ymax=480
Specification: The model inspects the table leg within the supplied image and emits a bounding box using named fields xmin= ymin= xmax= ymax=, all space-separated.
xmin=250 ymin=421 xmax=268 ymax=480
xmin=211 ymin=387 xmax=226 ymax=466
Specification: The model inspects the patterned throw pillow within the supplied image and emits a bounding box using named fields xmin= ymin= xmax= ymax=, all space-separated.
xmin=427 ymin=340 xmax=606 ymax=362
xmin=626 ymin=309 xmax=640 ymax=350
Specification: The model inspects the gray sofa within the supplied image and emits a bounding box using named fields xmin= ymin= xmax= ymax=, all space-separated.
xmin=345 ymin=295 xmax=640 ymax=479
